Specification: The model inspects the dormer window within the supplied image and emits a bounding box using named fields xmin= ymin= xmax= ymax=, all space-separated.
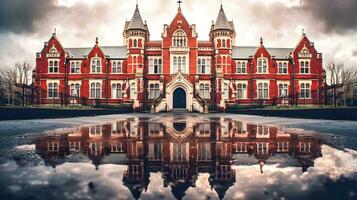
xmin=91 ymin=57 xmax=101 ymax=73
xmin=257 ymin=57 xmax=268 ymax=74
xmin=172 ymin=30 xmax=187 ymax=47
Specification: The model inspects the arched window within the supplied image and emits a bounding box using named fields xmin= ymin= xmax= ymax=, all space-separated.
xmin=149 ymin=83 xmax=160 ymax=99
xmin=257 ymin=58 xmax=268 ymax=73
xmin=172 ymin=30 xmax=187 ymax=47
xmin=300 ymin=83 xmax=311 ymax=98
xmin=222 ymin=39 xmax=226 ymax=48
xmin=258 ymin=82 xmax=269 ymax=99
xmin=112 ymin=83 xmax=122 ymax=99
xmin=70 ymin=83 xmax=80 ymax=97
xmin=236 ymin=62 xmax=246 ymax=74
xmin=237 ymin=83 xmax=247 ymax=99
xmin=172 ymin=56 xmax=186 ymax=74
xmin=90 ymin=82 xmax=101 ymax=99
xmin=149 ymin=58 xmax=162 ymax=74
xmin=278 ymin=83 xmax=289 ymax=97
xmin=133 ymin=39 xmax=137 ymax=48
xmin=91 ymin=57 xmax=101 ymax=73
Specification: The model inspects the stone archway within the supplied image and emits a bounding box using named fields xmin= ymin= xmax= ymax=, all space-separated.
xmin=173 ymin=88 xmax=186 ymax=109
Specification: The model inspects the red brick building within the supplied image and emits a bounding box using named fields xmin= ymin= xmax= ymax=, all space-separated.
xmin=34 ymin=4 xmax=324 ymax=112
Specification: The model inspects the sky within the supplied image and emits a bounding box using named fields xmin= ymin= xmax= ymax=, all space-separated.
xmin=1 ymin=0 xmax=357 ymax=69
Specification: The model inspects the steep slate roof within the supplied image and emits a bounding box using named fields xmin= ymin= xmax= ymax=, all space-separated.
xmin=232 ymin=46 xmax=293 ymax=59
xmin=65 ymin=46 xmax=127 ymax=59
xmin=127 ymin=5 xmax=146 ymax=31
xmin=212 ymin=5 xmax=234 ymax=31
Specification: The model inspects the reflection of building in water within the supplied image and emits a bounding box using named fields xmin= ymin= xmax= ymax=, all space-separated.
xmin=36 ymin=118 xmax=321 ymax=199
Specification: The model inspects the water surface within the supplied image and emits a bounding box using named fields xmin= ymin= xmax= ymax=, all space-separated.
xmin=0 ymin=114 xmax=356 ymax=200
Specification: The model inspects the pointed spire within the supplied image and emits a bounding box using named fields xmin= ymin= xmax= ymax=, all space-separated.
xmin=213 ymin=4 xmax=232 ymax=31
xmin=127 ymin=4 xmax=146 ymax=31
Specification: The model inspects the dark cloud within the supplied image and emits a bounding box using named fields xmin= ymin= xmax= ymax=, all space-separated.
xmin=302 ymin=0 xmax=357 ymax=33
xmin=0 ymin=0 xmax=57 ymax=33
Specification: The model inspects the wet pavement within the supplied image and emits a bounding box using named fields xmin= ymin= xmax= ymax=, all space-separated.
xmin=0 ymin=113 xmax=356 ymax=200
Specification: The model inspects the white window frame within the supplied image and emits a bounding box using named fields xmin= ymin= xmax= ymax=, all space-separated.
xmin=198 ymin=82 xmax=210 ymax=99
xmin=47 ymin=80 xmax=60 ymax=99
xmin=130 ymin=81 xmax=137 ymax=100
xmin=257 ymin=57 xmax=268 ymax=74
xmin=222 ymin=81 xmax=229 ymax=100
xmin=299 ymin=59 xmax=310 ymax=74
xmin=149 ymin=57 xmax=162 ymax=74
xmin=299 ymin=80 xmax=312 ymax=99
xmin=112 ymin=83 xmax=123 ymax=99
xmin=257 ymin=80 xmax=270 ymax=99
xmin=48 ymin=59 xmax=60 ymax=74
xmin=236 ymin=61 xmax=247 ymax=74
xmin=277 ymin=61 xmax=288 ymax=74
xmin=70 ymin=61 xmax=81 ymax=74
xmin=111 ymin=61 xmax=123 ymax=74
xmin=236 ymin=81 xmax=248 ymax=99
xmin=89 ymin=80 xmax=102 ymax=99
xmin=277 ymin=81 xmax=290 ymax=98
xmin=197 ymin=57 xmax=211 ymax=74
xmin=91 ymin=57 xmax=102 ymax=74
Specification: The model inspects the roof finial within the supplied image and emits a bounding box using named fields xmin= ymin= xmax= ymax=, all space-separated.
xmin=136 ymin=0 xmax=138 ymax=7
xmin=221 ymin=0 xmax=223 ymax=7
xmin=177 ymin=0 xmax=182 ymax=11
xmin=53 ymin=28 xmax=56 ymax=36
xmin=260 ymin=37 xmax=263 ymax=46
xmin=95 ymin=37 xmax=98 ymax=45
xmin=302 ymin=28 xmax=306 ymax=36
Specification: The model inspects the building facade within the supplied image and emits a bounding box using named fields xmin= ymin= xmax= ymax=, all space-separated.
xmin=34 ymin=4 xmax=324 ymax=112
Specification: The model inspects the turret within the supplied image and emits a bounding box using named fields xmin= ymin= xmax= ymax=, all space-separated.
xmin=210 ymin=4 xmax=236 ymax=49
xmin=123 ymin=4 xmax=150 ymax=48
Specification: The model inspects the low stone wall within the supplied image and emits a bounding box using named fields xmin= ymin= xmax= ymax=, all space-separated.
xmin=0 ymin=107 xmax=133 ymax=121
xmin=226 ymin=107 xmax=357 ymax=121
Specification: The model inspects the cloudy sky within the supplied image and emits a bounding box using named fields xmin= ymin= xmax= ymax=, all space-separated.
xmin=1 ymin=0 xmax=357 ymax=69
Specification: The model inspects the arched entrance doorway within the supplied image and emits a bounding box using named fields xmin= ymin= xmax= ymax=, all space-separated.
xmin=173 ymin=88 xmax=186 ymax=109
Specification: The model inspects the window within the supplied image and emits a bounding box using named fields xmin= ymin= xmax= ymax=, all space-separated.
xmin=48 ymin=82 xmax=59 ymax=98
xmin=90 ymin=82 xmax=101 ymax=99
xmin=148 ymin=143 xmax=162 ymax=161
xmin=257 ymin=126 xmax=269 ymax=137
xmin=173 ymin=56 xmax=186 ymax=73
xmin=173 ymin=143 xmax=186 ymax=161
xmin=149 ymin=83 xmax=160 ymax=99
xmin=257 ymin=58 xmax=268 ymax=73
xmin=300 ymin=83 xmax=311 ymax=98
xmin=300 ymin=61 xmax=310 ymax=74
xmin=70 ymin=61 xmax=80 ymax=74
xmin=70 ymin=83 xmax=80 ymax=97
xmin=112 ymin=83 xmax=122 ymax=99
xmin=222 ymin=39 xmax=226 ymax=48
xmin=133 ymin=39 xmax=137 ymax=47
xmin=112 ymin=61 xmax=122 ymax=74
xmin=258 ymin=82 xmax=269 ymax=99
xmin=130 ymin=82 xmax=137 ymax=100
xmin=236 ymin=61 xmax=246 ymax=74
xmin=222 ymin=83 xmax=229 ymax=100
xmin=222 ymin=56 xmax=228 ymax=73
xmin=48 ymin=60 xmax=59 ymax=73
xmin=91 ymin=57 xmax=101 ymax=73
xmin=197 ymin=58 xmax=211 ymax=74
xmin=278 ymin=62 xmax=288 ymax=74
xmin=278 ymin=83 xmax=289 ymax=97
xmin=172 ymin=30 xmax=187 ymax=47
xmin=149 ymin=58 xmax=162 ymax=74
xmin=199 ymin=83 xmax=210 ymax=99
xmin=237 ymin=83 xmax=247 ymax=99
xmin=198 ymin=143 xmax=211 ymax=161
